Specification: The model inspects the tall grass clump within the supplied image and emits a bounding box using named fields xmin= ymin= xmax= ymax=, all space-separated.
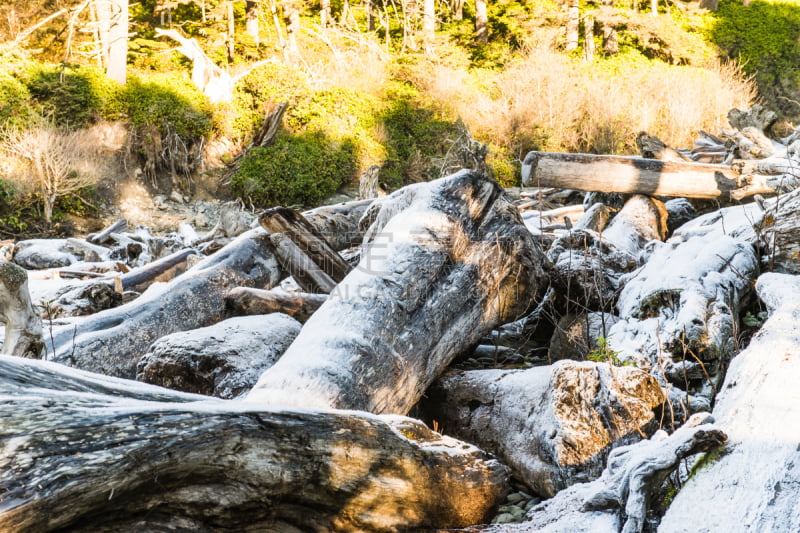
xmin=415 ymin=47 xmax=756 ymax=167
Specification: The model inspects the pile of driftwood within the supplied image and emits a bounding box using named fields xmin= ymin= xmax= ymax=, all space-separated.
xmin=1 ymin=106 xmax=800 ymax=532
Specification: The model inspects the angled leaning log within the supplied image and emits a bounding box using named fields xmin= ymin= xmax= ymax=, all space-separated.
xmin=658 ymin=273 xmax=800 ymax=532
xmin=521 ymin=151 xmax=786 ymax=201
xmin=247 ymin=170 xmax=548 ymax=414
xmin=0 ymin=355 xmax=508 ymax=532
xmin=45 ymin=229 xmax=284 ymax=379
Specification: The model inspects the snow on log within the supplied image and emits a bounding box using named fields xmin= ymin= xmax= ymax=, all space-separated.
xmin=659 ymin=273 xmax=800 ymax=532
xmin=0 ymin=261 xmax=43 ymax=358
xmin=478 ymin=415 xmax=726 ymax=533
xmin=0 ymin=355 xmax=509 ymax=532
xmin=136 ymin=313 xmax=301 ymax=398
xmin=546 ymin=195 xmax=667 ymax=311
xmin=247 ymin=170 xmax=548 ymax=414
xmin=420 ymin=361 xmax=665 ymax=498
xmin=520 ymin=151 xmax=783 ymax=201
xmin=45 ymin=229 xmax=283 ymax=378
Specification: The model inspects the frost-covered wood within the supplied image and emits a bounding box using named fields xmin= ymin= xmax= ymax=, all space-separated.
xmin=13 ymin=239 xmax=79 ymax=269
xmin=760 ymin=188 xmax=800 ymax=274
xmin=548 ymin=311 xmax=620 ymax=361
xmin=136 ymin=314 xmax=301 ymax=398
xmin=259 ymin=206 xmax=352 ymax=282
xmin=45 ymin=229 xmax=283 ymax=378
xmin=420 ymin=361 xmax=664 ymax=498
xmin=0 ymin=261 xmax=43 ymax=358
xmin=87 ymin=218 xmax=127 ymax=245
xmin=225 ymin=287 xmax=327 ymax=322
xmin=546 ymin=195 xmax=667 ymax=311
xmin=479 ymin=415 xmax=726 ymax=533
xmin=0 ymin=355 xmax=508 ymax=532
xmin=659 ymin=273 xmax=800 ymax=533
xmin=520 ymin=151 xmax=779 ymax=201
xmin=247 ymin=170 xmax=547 ymax=414
xmin=303 ymin=198 xmax=374 ymax=251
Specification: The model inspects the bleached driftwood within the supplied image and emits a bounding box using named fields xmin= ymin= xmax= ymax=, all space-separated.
xmin=270 ymin=232 xmax=338 ymax=293
xmin=247 ymin=170 xmax=547 ymax=414
xmin=760 ymin=187 xmax=800 ymax=274
xmin=520 ymin=151 xmax=784 ymax=201
xmin=546 ymin=195 xmax=667 ymax=311
xmin=727 ymin=105 xmax=778 ymax=134
xmin=86 ymin=218 xmax=127 ymax=245
xmin=13 ymin=239 xmax=79 ymax=269
xmin=635 ymin=131 xmax=692 ymax=162
xmin=0 ymin=261 xmax=43 ymax=358
xmin=304 ymin=198 xmax=374 ymax=251
xmin=420 ymin=361 xmax=664 ymax=497
xmin=225 ymin=287 xmax=327 ymax=322
xmin=659 ymin=273 xmax=800 ymax=532
xmin=0 ymin=355 xmax=508 ymax=532
xmin=136 ymin=314 xmax=301 ymax=398
xmin=479 ymin=415 xmax=726 ymax=533
xmin=259 ymin=206 xmax=352 ymax=282
xmin=45 ymin=230 xmax=283 ymax=378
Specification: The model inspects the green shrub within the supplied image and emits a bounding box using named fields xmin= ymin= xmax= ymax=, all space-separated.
xmin=21 ymin=63 xmax=119 ymax=128
xmin=108 ymin=73 xmax=214 ymax=139
xmin=230 ymin=132 xmax=357 ymax=207
xmin=232 ymin=64 xmax=309 ymax=139
xmin=0 ymin=72 xmax=31 ymax=129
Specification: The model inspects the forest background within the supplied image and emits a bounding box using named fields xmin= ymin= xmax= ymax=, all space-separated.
xmin=0 ymin=0 xmax=797 ymax=234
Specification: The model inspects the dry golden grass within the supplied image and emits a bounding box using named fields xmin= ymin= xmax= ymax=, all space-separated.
xmin=415 ymin=47 xmax=757 ymax=159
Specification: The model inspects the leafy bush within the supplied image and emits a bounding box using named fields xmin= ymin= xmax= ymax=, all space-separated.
xmin=0 ymin=72 xmax=31 ymax=129
xmin=232 ymin=64 xmax=309 ymax=139
xmin=230 ymin=132 xmax=357 ymax=207
xmin=108 ymin=74 xmax=214 ymax=139
xmin=21 ymin=63 xmax=119 ymax=128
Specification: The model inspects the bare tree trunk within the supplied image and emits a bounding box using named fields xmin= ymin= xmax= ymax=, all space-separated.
xmin=650 ymin=0 xmax=657 ymax=14
xmin=321 ymin=0 xmax=331 ymax=27
xmin=284 ymin=0 xmax=300 ymax=56
xmin=602 ymin=25 xmax=618 ymax=54
xmin=423 ymin=0 xmax=435 ymax=52
xmin=226 ymin=0 xmax=235 ymax=62
xmin=565 ymin=0 xmax=578 ymax=51
xmin=452 ymin=0 xmax=463 ymax=19
xmin=0 ymin=262 xmax=44 ymax=358
xmin=245 ymin=0 xmax=260 ymax=45
xmin=583 ymin=14 xmax=594 ymax=62
xmin=475 ymin=0 xmax=488 ymax=44
xmin=96 ymin=0 xmax=128 ymax=84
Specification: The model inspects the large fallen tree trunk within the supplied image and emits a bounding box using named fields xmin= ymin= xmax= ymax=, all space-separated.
xmin=247 ymin=170 xmax=548 ymax=414
xmin=658 ymin=273 xmax=800 ymax=532
xmin=0 ymin=355 xmax=508 ymax=532
xmin=520 ymin=151 xmax=787 ymax=201
xmin=45 ymin=230 xmax=283 ymax=378
xmin=420 ymin=361 xmax=665 ymax=497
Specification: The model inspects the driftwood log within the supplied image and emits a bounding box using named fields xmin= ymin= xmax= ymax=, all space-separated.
xmin=0 ymin=355 xmax=509 ymax=532
xmin=136 ymin=313 xmax=301 ymax=398
xmin=521 ymin=151 xmax=785 ymax=201
xmin=46 ymin=229 xmax=283 ymax=378
xmin=420 ymin=361 xmax=665 ymax=497
xmin=635 ymin=132 xmax=691 ymax=162
xmin=761 ymin=187 xmax=800 ymax=274
xmin=304 ymin=198 xmax=374 ymax=251
xmin=225 ymin=287 xmax=327 ymax=322
xmin=659 ymin=273 xmax=800 ymax=532
xmin=0 ymin=261 xmax=43 ymax=358
xmin=247 ymin=170 xmax=548 ymax=414
xmin=479 ymin=415 xmax=726 ymax=533
xmin=269 ymin=232 xmax=338 ymax=293
xmin=259 ymin=206 xmax=352 ymax=282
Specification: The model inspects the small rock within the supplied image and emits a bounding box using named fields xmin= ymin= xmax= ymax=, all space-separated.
xmin=491 ymin=513 xmax=516 ymax=524
xmin=506 ymin=492 xmax=525 ymax=504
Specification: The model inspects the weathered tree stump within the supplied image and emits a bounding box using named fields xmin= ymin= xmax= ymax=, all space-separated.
xmin=0 ymin=261 xmax=44 ymax=358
